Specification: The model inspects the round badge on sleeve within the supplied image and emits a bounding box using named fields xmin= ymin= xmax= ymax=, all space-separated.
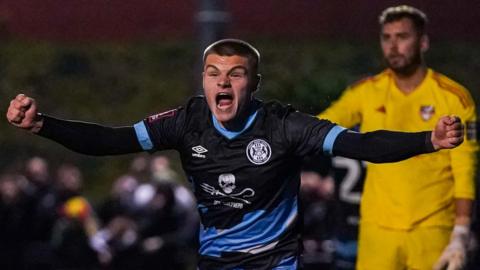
xmin=246 ymin=139 xmax=272 ymax=165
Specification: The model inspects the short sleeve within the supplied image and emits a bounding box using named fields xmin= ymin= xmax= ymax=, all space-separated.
xmin=284 ymin=111 xmax=344 ymax=157
xmin=134 ymin=107 xmax=187 ymax=151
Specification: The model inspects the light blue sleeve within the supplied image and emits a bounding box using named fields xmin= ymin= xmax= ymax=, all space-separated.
xmin=134 ymin=121 xmax=154 ymax=151
xmin=322 ymin=125 xmax=346 ymax=156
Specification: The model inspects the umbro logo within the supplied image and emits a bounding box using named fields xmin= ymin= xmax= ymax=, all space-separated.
xmin=192 ymin=145 xmax=208 ymax=158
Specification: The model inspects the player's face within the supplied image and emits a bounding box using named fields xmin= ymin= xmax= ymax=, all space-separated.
xmin=380 ymin=18 xmax=428 ymax=75
xmin=203 ymin=54 xmax=256 ymax=128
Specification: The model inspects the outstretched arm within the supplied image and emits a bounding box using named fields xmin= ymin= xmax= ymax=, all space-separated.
xmin=332 ymin=116 xmax=464 ymax=163
xmin=6 ymin=94 xmax=142 ymax=156
xmin=6 ymin=94 xmax=44 ymax=132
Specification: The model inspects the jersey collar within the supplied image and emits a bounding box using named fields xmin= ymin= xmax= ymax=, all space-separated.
xmin=212 ymin=110 xmax=258 ymax=140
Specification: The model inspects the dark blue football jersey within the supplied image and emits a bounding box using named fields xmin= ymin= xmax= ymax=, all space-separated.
xmin=133 ymin=96 xmax=344 ymax=269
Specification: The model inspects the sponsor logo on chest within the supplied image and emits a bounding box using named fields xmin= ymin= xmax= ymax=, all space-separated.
xmin=200 ymin=173 xmax=256 ymax=209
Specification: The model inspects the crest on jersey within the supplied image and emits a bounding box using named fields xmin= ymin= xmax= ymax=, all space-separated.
xmin=419 ymin=105 xmax=435 ymax=121
xmin=246 ymin=139 xmax=271 ymax=165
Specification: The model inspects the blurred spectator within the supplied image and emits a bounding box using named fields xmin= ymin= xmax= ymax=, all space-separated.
xmin=24 ymin=156 xmax=57 ymax=239
xmin=95 ymin=174 xmax=140 ymax=269
xmin=22 ymin=156 xmax=57 ymax=270
xmin=55 ymin=164 xmax=83 ymax=201
xmin=97 ymin=155 xmax=150 ymax=226
xmin=97 ymin=174 xmax=138 ymax=225
xmin=24 ymin=156 xmax=50 ymax=187
xmin=129 ymin=154 xmax=151 ymax=183
xmin=50 ymin=164 xmax=101 ymax=270
xmin=150 ymin=154 xmax=179 ymax=183
xmin=93 ymin=156 xmax=198 ymax=269
xmin=329 ymin=157 xmax=365 ymax=270
xmin=301 ymin=155 xmax=335 ymax=269
xmin=0 ymin=173 xmax=30 ymax=270
xmin=301 ymin=153 xmax=366 ymax=270
xmin=135 ymin=181 xmax=197 ymax=269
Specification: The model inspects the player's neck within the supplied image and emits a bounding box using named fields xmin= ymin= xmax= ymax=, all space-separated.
xmin=393 ymin=65 xmax=427 ymax=94
xmin=223 ymin=99 xmax=259 ymax=131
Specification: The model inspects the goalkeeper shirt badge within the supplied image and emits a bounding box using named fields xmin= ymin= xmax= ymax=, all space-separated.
xmin=420 ymin=105 xmax=435 ymax=121
xmin=246 ymin=139 xmax=272 ymax=165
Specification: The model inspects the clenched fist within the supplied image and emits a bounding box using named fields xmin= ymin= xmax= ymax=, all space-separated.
xmin=6 ymin=94 xmax=43 ymax=133
xmin=431 ymin=115 xmax=464 ymax=150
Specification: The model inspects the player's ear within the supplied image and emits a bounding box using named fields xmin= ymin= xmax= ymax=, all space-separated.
xmin=420 ymin=34 xmax=429 ymax=53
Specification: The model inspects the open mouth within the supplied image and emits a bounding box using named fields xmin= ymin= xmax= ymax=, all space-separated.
xmin=216 ymin=92 xmax=234 ymax=109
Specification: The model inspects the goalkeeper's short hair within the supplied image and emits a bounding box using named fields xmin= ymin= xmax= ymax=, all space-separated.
xmin=379 ymin=5 xmax=428 ymax=35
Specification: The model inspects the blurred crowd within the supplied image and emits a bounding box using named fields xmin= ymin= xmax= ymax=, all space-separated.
xmin=1 ymin=154 xmax=479 ymax=270
xmin=0 ymin=155 xmax=198 ymax=270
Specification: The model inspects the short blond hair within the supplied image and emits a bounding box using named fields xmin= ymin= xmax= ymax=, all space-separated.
xmin=379 ymin=5 xmax=428 ymax=34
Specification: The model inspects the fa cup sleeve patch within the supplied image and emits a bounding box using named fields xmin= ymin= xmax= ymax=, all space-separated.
xmin=147 ymin=109 xmax=177 ymax=123
xmin=466 ymin=121 xmax=477 ymax=141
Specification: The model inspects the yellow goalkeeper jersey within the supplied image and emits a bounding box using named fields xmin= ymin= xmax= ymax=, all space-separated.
xmin=318 ymin=68 xmax=478 ymax=230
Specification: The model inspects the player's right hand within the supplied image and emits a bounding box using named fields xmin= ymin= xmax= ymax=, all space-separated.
xmin=433 ymin=225 xmax=469 ymax=270
xmin=6 ymin=93 xmax=43 ymax=133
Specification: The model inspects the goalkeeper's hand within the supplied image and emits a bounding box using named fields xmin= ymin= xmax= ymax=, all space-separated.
xmin=433 ymin=225 xmax=470 ymax=270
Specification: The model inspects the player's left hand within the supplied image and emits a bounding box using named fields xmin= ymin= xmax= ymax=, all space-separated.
xmin=431 ymin=116 xmax=464 ymax=150
xmin=433 ymin=225 xmax=469 ymax=270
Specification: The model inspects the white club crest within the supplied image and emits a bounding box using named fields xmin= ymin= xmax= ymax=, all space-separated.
xmin=246 ymin=139 xmax=271 ymax=165
xmin=420 ymin=105 xmax=435 ymax=121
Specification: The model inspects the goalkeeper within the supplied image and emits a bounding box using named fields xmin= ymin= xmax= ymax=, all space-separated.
xmin=318 ymin=5 xmax=477 ymax=270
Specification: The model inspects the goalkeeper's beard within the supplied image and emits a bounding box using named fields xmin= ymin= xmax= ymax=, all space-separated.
xmin=385 ymin=51 xmax=423 ymax=77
